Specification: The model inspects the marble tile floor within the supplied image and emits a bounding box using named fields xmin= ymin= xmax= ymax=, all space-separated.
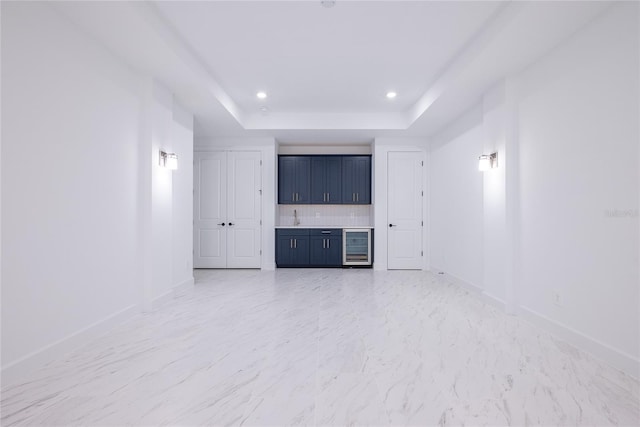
xmin=1 ymin=269 xmax=638 ymax=426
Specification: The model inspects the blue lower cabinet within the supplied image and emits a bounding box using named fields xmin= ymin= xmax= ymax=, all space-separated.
xmin=276 ymin=229 xmax=310 ymax=267
xmin=276 ymin=228 xmax=342 ymax=267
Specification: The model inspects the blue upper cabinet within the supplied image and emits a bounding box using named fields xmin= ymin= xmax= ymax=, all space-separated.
xmin=342 ymin=156 xmax=371 ymax=204
xmin=279 ymin=155 xmax=370 ymax=205
xmin=278 ymin=156 xmax=311 ymax=204
xmin=310 ymin=156 xmax=342 ymax=204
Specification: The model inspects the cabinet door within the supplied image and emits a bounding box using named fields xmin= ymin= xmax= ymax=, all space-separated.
xmin=310 ymin=156 xmax=342 ymax=204
xmin=293 ymin=157 xmax=311 ymax=204
xmin=324 ymin=156 xmax=342 ymax=204
xmin=342 ymin=156 xmax=371 ymax=204
xmin=278 ymin=157 xmax=296 ymax=204
xmin=279 ymin=156 xmax=311 ymax=204
xmin=310 ymin=157 xmax=327 ymax=204
xmin=310 ymin=235 xmax=327 ymax=265
xmin=326 ymin=235 xmax=343 ymax=266
xmin=276 ymin=233 xmax=293 ymax=266
xmin=291 ymin=235 xmax=310 ymax=265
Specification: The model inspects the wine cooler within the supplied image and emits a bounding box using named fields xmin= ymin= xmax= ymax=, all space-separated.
xmin=342 ymin=229 xmax=372 ymax=266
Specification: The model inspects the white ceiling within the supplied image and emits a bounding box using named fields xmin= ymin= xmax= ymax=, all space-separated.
xmin=53 ymin=1 xmax=611 ymax=143
xmin=153 ymin=1 xmax=502 ymax=114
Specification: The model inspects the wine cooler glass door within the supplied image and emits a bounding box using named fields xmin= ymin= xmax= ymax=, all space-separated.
xmin=343 ymin=229 xmax=371 ymax=265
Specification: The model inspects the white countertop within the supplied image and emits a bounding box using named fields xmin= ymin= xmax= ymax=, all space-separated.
xmin=275 ymin=225 xmax=373 ymax=229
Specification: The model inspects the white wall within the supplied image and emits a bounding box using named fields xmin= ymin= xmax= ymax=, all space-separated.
xmin=429 ymin=107 xmax=484 ymax=286
xmin=1 ymin=2 xmax=140 ymax=376
xmin=1 ymin=2 xmax=194 ymax=384
xmin=428 ymin=3 xmax=639 ymax=376
xmin=373 ymin=138 xmax=429 ymax=271
xmin=172 ymin=104 xmax=195 ymax=289
xmin=516 ymin=3 xmax=638 ymax=373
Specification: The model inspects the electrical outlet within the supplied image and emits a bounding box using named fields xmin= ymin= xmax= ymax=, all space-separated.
xmin=553 ymin=290 xmax=562 ymax=307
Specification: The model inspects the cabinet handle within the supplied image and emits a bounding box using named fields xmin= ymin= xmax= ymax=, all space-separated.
xmin=217 ymin=223 xmax=226 ymax=226
xmin=228 ymin=222 xmax=234 ymax=226
xmin=327 ymin=192 xmax=330 ymax=202
xmin=296 ymin=193 xmax=299 ymax=202
xmin=327 ymin=239 xmax=330 ymax=249
xmin=389 ymin=224 xmax=397 ymax=227
xmin=356 ymin=193 xmax=359 ymax=202
xmin=294 ymin=238 xmax=297 ymax=249
xmin=292 ymin=192 xmax=295 ymax=202
xmin=352 ymin=193 xmax=355 ymax=202
xmin=323 ymin=239 xmax=326 ymax=249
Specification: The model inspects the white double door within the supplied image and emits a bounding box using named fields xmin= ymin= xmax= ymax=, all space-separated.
xmin=387 ymin=151 xmax=424 ymax=269
xmin=194 ymin=151 xmax=262 ymax=268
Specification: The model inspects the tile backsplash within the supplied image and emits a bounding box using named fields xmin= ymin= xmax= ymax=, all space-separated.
xmin=277 ymin=205 xmax=372 ymax=227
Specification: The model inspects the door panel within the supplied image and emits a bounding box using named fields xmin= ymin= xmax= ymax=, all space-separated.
xmin=293 ymin=157 xmax=311 ymax=204
xmin=325 ymin=157 xmax=342 ymax=203
xmin=278 ymin=156 xmax=296 ymax=204
xmin=310 ymin=157 xmax=326 ymax=204
xmin=292 ymin=236 xmax=310 ymax=265
xmin=327 ymin=236 xmax=342 ymax=266
xmin=194 ymin=152 xmax=227 ymax=268
xmin=227 ymin=151 xmax=262 ymax=268
xmin=388 ymin=151 xmax=423 ymax=270
xmin=310 ymin=236 xmax=326 ymax=265
xmin=342 ymin=156 xmax=371 ymax=204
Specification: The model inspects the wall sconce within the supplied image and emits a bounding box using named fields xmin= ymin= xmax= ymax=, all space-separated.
xmin=478 ymin=152 xmax=497 ymax=171
xmin=159 ymin=151 xmax=178 ymax=170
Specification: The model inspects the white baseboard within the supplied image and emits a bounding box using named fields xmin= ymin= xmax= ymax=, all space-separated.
xmin=431 ymin=267 xmax=639 ymax=379
xmin=262 ymin=262 xmax=276 ymax=271
xmin=430 ymin=267 xmax=482 ymax=294
xmin=150 ymin=289 xmax=173 ymax=310
xmin=480 ymin=291 xmax=507 ymax=311
xmin=1 ymin=304 xmax=139 ymax=387
xmin=518 ymin=305 xmax=639 ymax=379
xmin=173 ymin=277 xmax=194 ymax=294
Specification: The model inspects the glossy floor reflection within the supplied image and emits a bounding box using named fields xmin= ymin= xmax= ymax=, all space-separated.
xmin=2 ymin=269 xmax=638 ymax=426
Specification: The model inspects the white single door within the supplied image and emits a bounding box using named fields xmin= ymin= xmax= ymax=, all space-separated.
xmin=227 ymin=151 xmax=262 ymax=268
xmin=194 ymin=152 xmax=227 ymax=268
xmin=387 ymin=151 xmax=424 ymax=269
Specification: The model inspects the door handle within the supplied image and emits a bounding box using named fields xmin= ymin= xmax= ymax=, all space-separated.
xmin=217 ymin=223 xmax=226 ymax=226
xmin=389 ymin=224 xmax=397 ymax=227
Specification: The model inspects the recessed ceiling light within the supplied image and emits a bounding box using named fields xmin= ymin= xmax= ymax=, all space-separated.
xmin=321 ymin=1 xmax=336 ymax=8
xmin=386 ymin=91 xmax=397 ymax=99
xmin=256 ymin=91 xmax=267 ymax=99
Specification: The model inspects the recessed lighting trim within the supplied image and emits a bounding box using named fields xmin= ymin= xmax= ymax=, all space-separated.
xmin=386 ymin=91 xmax=397 ymax=99
xmin=256 ymin=91 xmax=267 ymax=99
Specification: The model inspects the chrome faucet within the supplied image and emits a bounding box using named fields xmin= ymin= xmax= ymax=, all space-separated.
xmin=293 ymin=209 xmax=300 ymax=226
